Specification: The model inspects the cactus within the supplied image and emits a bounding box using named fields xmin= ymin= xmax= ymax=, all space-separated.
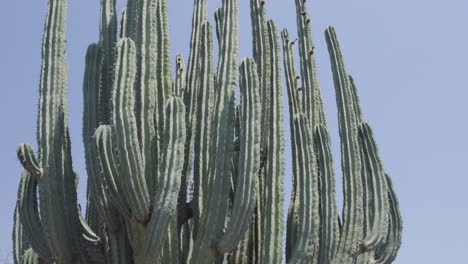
xmin=13 ymin=0 xmax=401 ymax=263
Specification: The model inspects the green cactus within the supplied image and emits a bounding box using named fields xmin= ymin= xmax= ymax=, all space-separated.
xmin=13 ymin=0 xmax=401 ymax=263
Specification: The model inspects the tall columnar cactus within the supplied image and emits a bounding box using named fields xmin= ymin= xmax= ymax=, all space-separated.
xmin=13 ymin=0 xmax=402 ymax=263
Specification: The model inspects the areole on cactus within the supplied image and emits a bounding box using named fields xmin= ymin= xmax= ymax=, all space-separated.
xmin=13 ymin=0 xmax=402 ymax=263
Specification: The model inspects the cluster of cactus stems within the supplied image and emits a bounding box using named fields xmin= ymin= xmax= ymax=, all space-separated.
xmin=13 ymin=0 xmax=402 ymax=263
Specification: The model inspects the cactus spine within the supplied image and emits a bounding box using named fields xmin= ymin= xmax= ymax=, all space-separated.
xmin=13 ymin=0 xmax=402 ymax=263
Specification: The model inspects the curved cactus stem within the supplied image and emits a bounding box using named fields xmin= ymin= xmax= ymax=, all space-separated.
xmin=192 ymin=21 xmax=215 ymax=238
xmin=325 ymin=26 xmax=364 ymax=264
xmin=374 ymin=175 xmax=402 ymax=264
xmin=260 ymin=20 xmax=285 ymax=264
xmin=17 ymin=172 xmax=50 ymax=260
xmin=76 ymin=204 xmax=106 ymax=264
xmin=94 ymin=125 xmax=131 ymax=218
xmin=17 ymin=145 xmax=42 ymax=178
xmin=281 ymin=28 xmax=302 ymax=261
xmin=287 ymin=114 xmax=319 ymax=264
xmin=358 ymin=123 xmax=389 ymax=250
xmin=314 ymin=126 xmax=340 ymax=264
xmin=98 ymin=0 xmax=117 ymax=124
xmin=82 ymin=43 xmax=102 ymax=231
xmin=215 ymin=58 xmax=261 ymax=254
xmin=140 ymin=97 xmax=186 ymax=259
xmin=82 ymin=42 xmax=121 ymax=234
xmin=112 ymin=38 xmax=150 ymax=223
xmin=174 ymin=54 xmax=186 ymax=97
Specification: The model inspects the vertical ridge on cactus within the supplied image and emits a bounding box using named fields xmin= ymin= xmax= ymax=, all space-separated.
xmin=13 ymin=0 xmax=402 ymax=263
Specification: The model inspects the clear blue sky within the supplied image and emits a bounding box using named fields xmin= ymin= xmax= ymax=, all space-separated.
xmin=1 ymin=0 xmax=467 ymax=263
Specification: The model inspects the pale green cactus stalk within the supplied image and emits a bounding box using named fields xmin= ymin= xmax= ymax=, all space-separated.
xmin=13 ymin=0 xmax=401 ymax=263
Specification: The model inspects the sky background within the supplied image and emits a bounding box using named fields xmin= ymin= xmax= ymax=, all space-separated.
xmin=1 ymin=0 xmax=467 ymax=263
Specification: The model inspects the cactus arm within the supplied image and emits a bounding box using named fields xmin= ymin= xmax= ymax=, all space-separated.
xmin=112 ymin=38 xmax=150 ymax=223
xmin=281 ymin=28 xmax=301 ymax=260
xmin=17 ymin=172 xmax=50 ymax=260
xmin=214 ymin=8 xmax=223 ymax=45
xmin=325 ymin=26 xmax=364 ymax=263
xmin=348 ymin=76 xmax=363 ymax=122
xmin=174 ymin=54 xmax=186 ymax=97
xmin=120 ymin=8 xmax=127 ymax=38
xmin=124 ymin=0 xmax=138 ymax=39
xmin=29 ymin=0 xmax=104 ymax=258
xmin=16 ymin=145 xmax=42 ymax=177
xmin=154 ymin=0 xmax=173 ymax=186
xmin=76 ymin=203 xmax=107 ymax=264
xmin=174 ymin=54 xmax=188 ymax=246
xmin=35 ymin=0 xmax=81 ymax=261
xmin=358 ymin=123 xmax=390 ymax=250
xmin=36 ymin=0 xmax=67 ymax=164
xmin=350 ymin=76 xmax=389 ymax=251
xmin=192 ymin=0 xmax=239 ymax=260
xmin=182 ymin=0 xmax=209 ymax=209
xmin=98 ymin=0 xmax=117 ymax=123
xmin=250 ymin=0 xmax=271 ymax=144
xmin=133 ymin=0 xmax=159 ymax=194
xmin=82 ymin=42 xmax=117 ymax=232
xmin=294 ymin=0 xmax=325 ymax=127
xmin=63 ymin=130 xmax=105 ymax=264
xmin=215 ymin=58 xmax=261 ymax=254
xmin=249 ymin=2 xmax=271 ymax=260
xmin=13 ymin=203 xmax=28 ymax=264
xmin=178 ymin=2 xmax=208 ymax=241
xmin=287 ymin=115 xmax=320 ymax=264
xmin=192 ymin=21 xmax=215 ymax=237
xmin=281 ymin=29 xmax=301 ymax=115
xmin=140 ymin=97 xmax=186 ymax=258
xmin=82 ymin=43 xmax=102 ymax=230
xmin=77 ymin=206 xmax=101 ymax=245
xmin=374 ymin=175 xmax=402 ymax=264
xmin=94 ymin=125 xmax=131 ymax=218
xmin=260 ymin=20 xmax=285 ymax=264
xmin=209 ymin=0 xmax=239 ymax=236
xmin=250 ymin=0 xmax=269 ymax=87
xmin=314 ymin=126 xmax=340 ymax=264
